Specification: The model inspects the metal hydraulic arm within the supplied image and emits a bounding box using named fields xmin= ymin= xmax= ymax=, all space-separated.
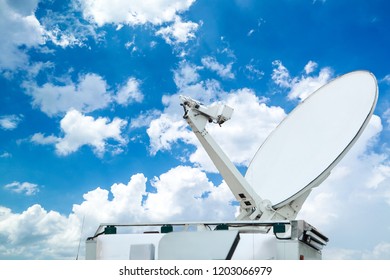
xmin=180 ymin=96 xmax=312 ymax=221
xmin=180 ymin=96 xmax=274 ymax=220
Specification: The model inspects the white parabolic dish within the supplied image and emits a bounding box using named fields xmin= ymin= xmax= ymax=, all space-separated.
xmin=245 ymin=71 xmax=378 ymax=209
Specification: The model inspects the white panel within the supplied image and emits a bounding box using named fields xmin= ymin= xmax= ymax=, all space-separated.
xmin=96 ymin=234 xmax=163 ymax=260
xmin=158 ymin=230 xmax=239 ymax=260
xmin=129 ymin=243 xmax=155 ymax=260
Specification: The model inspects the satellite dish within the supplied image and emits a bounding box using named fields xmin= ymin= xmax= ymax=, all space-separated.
xmin=245 ymin=70 xmax=378 ymax=209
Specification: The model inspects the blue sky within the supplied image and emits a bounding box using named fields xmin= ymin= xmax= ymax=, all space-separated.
xmin=0 ymin=0 xmax=390 ymax=259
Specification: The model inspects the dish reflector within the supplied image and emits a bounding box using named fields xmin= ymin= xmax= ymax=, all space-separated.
xmin=245 ymin=71 xmax=378 ymax=208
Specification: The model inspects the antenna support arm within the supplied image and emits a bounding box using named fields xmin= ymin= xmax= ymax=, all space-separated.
xmin=180 ymin=95 xmax=274 ymax=220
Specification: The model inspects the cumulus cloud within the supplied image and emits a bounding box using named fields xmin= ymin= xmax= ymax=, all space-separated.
xmin=4 ymin=181 xmax=39 ymax=196
xmin=115 ymin=77 xmax=144 ymax=105
xmin=147 ymin=113 xmax=195 ymax=155
xmin=24 ymin=73 xmax=111 ymax=116
xmin=304 ymin=60 xmax=318 ymax=74
xmin=272 ymin=60 xmax=333 ymax=101
xmin=201 ymin=56 xmax=235 ymax=79
xmin=271 ymin=60 xmax=291 ymax=88
xmin=0 ymin=204 xmax=80 ymax=259
xmin=0 ymin=165 xmax=236 ymax=259
xmin=72 ymin=173 xmax=149 ymax=225
xmin=172 ymin=60 xmax=202 ymax=89
xmin=31 ymin=133 xmax=59 ymax=145
xmin=156 ymin=16 xmax=199 ymax=45
xmin=76 ymin=0 xmax=199 ymax=48
xmin=77 ymin=0 xmax=195 ymax=26
xmin=23 ymin=74 xmax=143 ymax=116
xmin=0 ymin=0 xmax=45 ymax=70
xmin=0 ymin=115 xmax=23 ymax=130
xmin=145 ymin=166 xmax=236 ymax=221
xmin=31 ymin=109 xmax=128 ymax=156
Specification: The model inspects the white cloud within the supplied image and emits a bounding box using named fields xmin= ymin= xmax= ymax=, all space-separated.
xmin=247 ymin=29 xmax=255 ymax=36
xmin=76 ymin=0 xmax=199 ymax=48
xmin=172 ymin=60 xmax=202 ymax=89
xmin=244 ymin=62 xmax=264 ymax=80
xmin=324 ymin=242 xmax=390 ymax=260
xmin=0 ymin=0 xmax=45 ymax=70
xmin=72 ymin=173 xmax=149 ymax=225
xmin=26 ymin=61 xmax=54 ymax=79
xmin=4 ymin=181 xmax=39 ymax=196
xmin=304 ymin=60 xmax=318 ymax=74
xmin=0 ymin=151 xmax=12 ymax=158
xmin=145 ymin=166 xmax=236 ymax=221
xmin=0 ymin=0 xmax=104 ymax=71
xmin=115 ymin=77 xmax=144 ymax=105
xmin=24 ymin=73 xmax=112 ymax=116
xmin=271 ymin=60 xmax=291 ymax=88
xmin=156 ymin=16 xmax=199 ymax=45
xmin=170 ymin=60 xmax=225 ymax=104
xmin=5 ymin=0 xmax=40 ymax=16
xmin=31 ymin=109 xmax=128 ymax=156
xmin=0 ymin=165 xmax=236 ymax=259
xmin=0 ymin=115 xmax=23 ymax=130
xmin=77 ymin=0 xmax=196 ymax=26
xmin=201 ymin=56 xmax=235 ymax=79
xmin=124 ymin=36 xmax=137 ymax=52
xmin=23 ymin=73 xmax=143 ymax=116
xmin=147 ymin=113 xmax=195 ymax=155
xmin=362 ymin=242 xmax=390 ymax=259
xmin=272 ymin=60 xmax=333 ymax=101
xmin=41 ymin=9 xmax=103 ymax=48
xmin=31 ymin=133 xmax=59 ymax=145
xmin=130 ymin=110 xmax=161 ymax=129
xmin=288 ymin=67 xmax=332 ymax=100
xmin=381 ymin=74 xmax=390 ymax=84
xmin=0 ymin=204 xmax=80 ymax=259
xmin=44 ymin=26 xmax=84 ymax=48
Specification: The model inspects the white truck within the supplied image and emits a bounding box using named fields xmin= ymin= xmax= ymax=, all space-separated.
xmin=85 ymin=71 xmax=377 ymax=260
